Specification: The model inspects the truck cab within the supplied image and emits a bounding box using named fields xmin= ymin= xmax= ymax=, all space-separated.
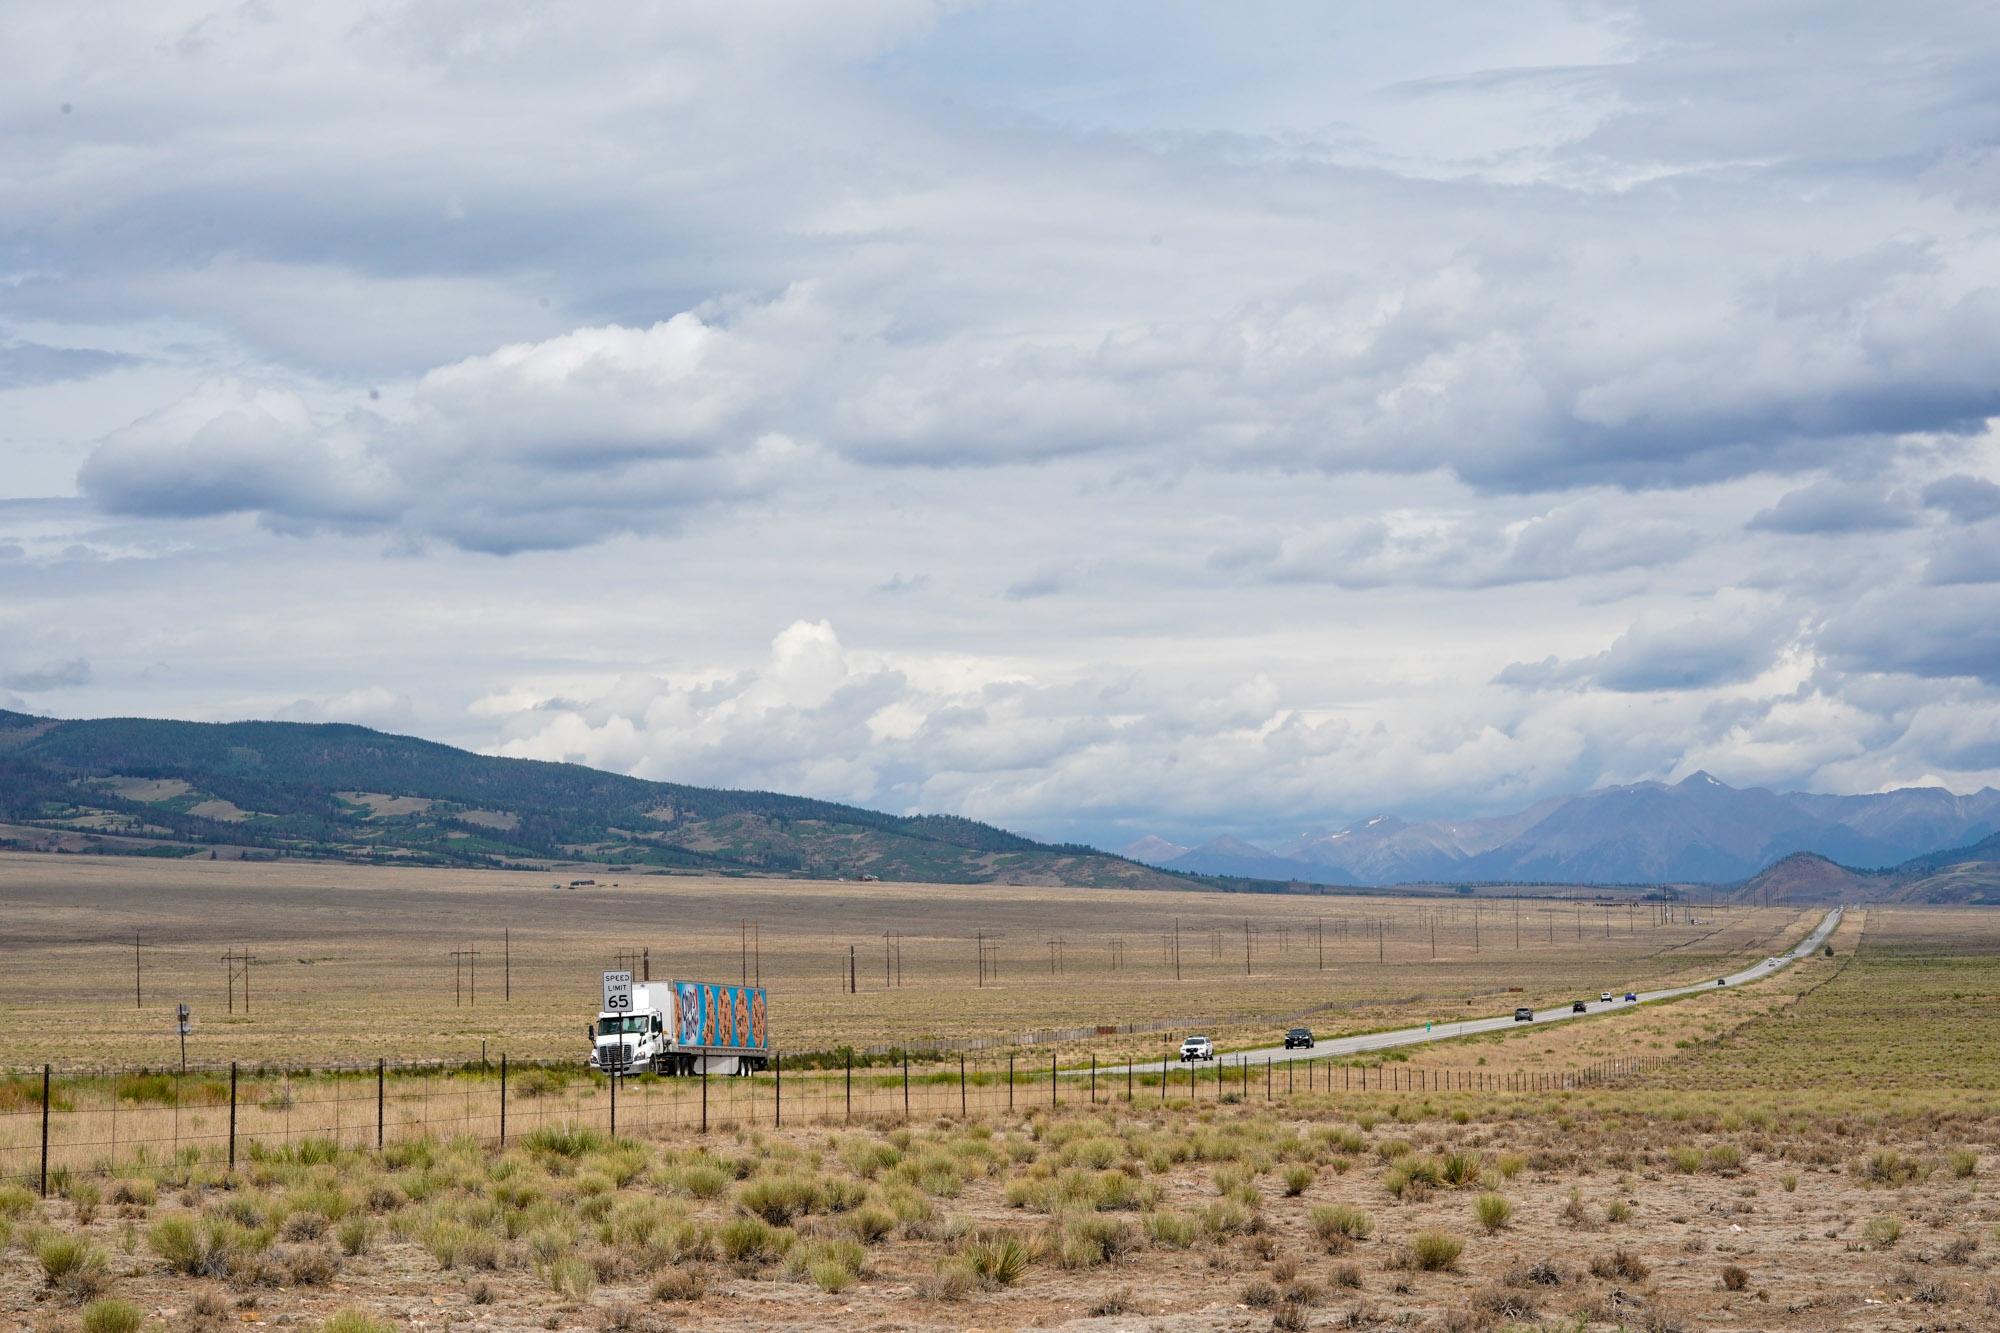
xmin=590 ymin=982 xmax=668 ymax=1073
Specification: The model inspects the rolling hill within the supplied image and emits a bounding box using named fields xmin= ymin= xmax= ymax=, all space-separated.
xmin=1735 ymin=830 xmax=2000 ymax=905
xmin=0 ymin=709 xmax=1189 ymax=888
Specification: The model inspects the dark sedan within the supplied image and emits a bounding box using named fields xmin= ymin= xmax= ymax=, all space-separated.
xmin=1283 ymin=1027 xmax=1315 ymax=1049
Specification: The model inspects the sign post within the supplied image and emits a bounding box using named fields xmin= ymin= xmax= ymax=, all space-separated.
xmin=601 ymin=972 xmax=631 ymax=1077
xmin=176 ymin=1003 xmax=191 ymax=1073
xmin=602 ymin=970 xmax=633 ymax=1012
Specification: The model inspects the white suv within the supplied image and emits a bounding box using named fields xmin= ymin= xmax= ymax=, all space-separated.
xmin=1179 ymin=1035 xmax=1215 ymax=1062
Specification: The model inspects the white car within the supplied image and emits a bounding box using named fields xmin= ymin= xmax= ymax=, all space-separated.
xmin=1599 ymin=992 xmax=1613 ymax=1003
xmin=1179 ymin=1035 xmax=1215 ymax=1062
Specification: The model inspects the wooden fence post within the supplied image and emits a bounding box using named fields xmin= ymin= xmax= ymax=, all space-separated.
xmin=39 ymin=1065 xmax=49 ymax=1197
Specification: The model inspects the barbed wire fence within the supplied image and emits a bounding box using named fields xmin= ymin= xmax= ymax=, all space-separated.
xmin=0 ymin=1049 xmax=1667 ymax=1195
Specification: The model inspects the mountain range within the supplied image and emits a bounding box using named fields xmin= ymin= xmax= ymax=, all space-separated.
xmin=1125 ymin=773 xmax=2000 ymax=887
xmin=0 ymin=709 xmax=1186 ymax=889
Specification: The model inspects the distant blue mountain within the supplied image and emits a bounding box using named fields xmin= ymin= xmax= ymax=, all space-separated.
xmin=1127 ymin=773 xmax=2000 ymax=886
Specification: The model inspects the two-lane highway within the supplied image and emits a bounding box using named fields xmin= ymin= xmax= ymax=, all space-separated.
xmin=1093 ymin=906 xmax=1843 ymax=1079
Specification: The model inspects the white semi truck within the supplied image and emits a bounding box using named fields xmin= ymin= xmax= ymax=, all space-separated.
xmin=588 ymin=971 xmax=770 ymax=1076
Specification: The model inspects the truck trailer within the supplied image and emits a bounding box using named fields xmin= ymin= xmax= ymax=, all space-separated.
xmin=589 ymin=972 xmax=770 ymax=1076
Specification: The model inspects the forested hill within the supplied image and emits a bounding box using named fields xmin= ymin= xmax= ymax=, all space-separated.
xmin=0 ymin=709 xmax=1188 ymax=888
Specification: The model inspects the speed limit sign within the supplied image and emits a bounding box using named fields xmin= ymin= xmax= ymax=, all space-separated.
xmin=602 ymin=971 xmax=632 ymax=1011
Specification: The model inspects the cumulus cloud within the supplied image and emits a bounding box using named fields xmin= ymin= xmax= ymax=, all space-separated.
xmin=1748 ymin=479 xmax=1918 ymax=534
xmin=12 ymin=2 xmax=2000 ymax=845
xmin=1215 ymin=500 xmax=1690 ymax=589
xmin=1497 ymin=596 xmax=1796 ymax=693
xmin=38 ymin=2 xmax=2000 ymax=550
xmin=78 ymin=316 xmax=827 ymax=552
xmin=274 ymin=687 xmax=415 ymax=730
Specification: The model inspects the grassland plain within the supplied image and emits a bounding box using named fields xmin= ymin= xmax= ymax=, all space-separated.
xmin=5 ymin=902 xmax=2000 ymax=1331
xmin=7 ymin=891 xmax=2000 ymax=1328
xmin=0 ymin=854 xmax=1805 ymax=1069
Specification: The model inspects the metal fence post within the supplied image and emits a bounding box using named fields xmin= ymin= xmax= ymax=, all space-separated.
xmin=844 ymin=1049 xmax=851 ymax=1122
xmin=1090 ymin=1055 xmax=1096 ymax=1104
xmin=499 ymin=1055 xmax=507 ymax=1147
xmin=39 ymin=1065 xmax=49 ymax=1197
xmin=609 ymin=1067 xmax=617 ymax=1137
xmin=959 ymin=1056 xmax=966 ymax=1117
xmin=774 ymin=1052 xmax=782 ymax=1128
xmin=701 ymin=1061 xmax=709 ymax=1133
xmin=1008 ymin=1055 xmax=1014 ymax=1110
xmin=229 ymin=1062 xmax=239 ymax=1168
xmin=902 ymin=1054 xmax=910 ymax=1120
xmin=376 ymin=1059 xmax=384 ymax=1150
xmin=1050 ymin=1052 xmax=1057 ymax=1108
xmin=1266 ymin=1058 xmax=1271 ymax=1100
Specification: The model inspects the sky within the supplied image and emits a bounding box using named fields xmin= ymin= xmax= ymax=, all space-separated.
xmin=3 ymin=0 xmax=2000 ymax=851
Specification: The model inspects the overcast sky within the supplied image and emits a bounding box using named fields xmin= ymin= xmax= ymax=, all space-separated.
xmin=4 ymin=1 xmax=2000 ymax=850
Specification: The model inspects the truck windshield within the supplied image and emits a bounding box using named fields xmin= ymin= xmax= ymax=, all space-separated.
xmin=597 ymin=1016 xmax=647 ymax=1036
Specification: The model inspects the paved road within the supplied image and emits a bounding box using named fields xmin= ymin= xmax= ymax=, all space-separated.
xmin=1094 ymin=906 xmax=1843 ymax=1079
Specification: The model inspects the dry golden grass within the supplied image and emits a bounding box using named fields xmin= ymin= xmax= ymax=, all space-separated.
xmin=0 ymin=854 xmax=1811 ymax=1071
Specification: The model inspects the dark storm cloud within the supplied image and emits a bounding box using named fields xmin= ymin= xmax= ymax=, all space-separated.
xmin=1820 ymin=587 xmax=2000 ymax=685
xmin=1922 ymin=474 xmax=2000 ymax=523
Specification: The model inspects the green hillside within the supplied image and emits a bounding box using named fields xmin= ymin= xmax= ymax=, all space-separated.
xmin=0 ymin=709 xmax=1188 ymax=888
xmin=1735 ymin=830 xmax=2000 ymax=905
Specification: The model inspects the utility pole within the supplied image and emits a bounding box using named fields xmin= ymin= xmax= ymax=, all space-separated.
xmin=741 ymin=921 xmax=748 ymax=986
xmin=1317 ymin=917 xmax=1324 ymax=971
xmin=884 ymin=932 xmax=892 ymax=989
xmin=1244 ymin=919 xmax=1252 ymax=976
xmin=754 ymin=921 xmax=760 ymax=987
xmin=848 ymin=943 xmax=856 ymax=994
xmin=221 ymin=948 xmax=257 ymax=1014
xmin=504 ymin=927 xmax=512 ymax=1001
xmin=976 ymin=930 xmax=984 ymax=987
xmin=449 ymin=947 xmax=480 ymax=1006
xmin=1430 ymin=912 xmax=1436 ymax=959
xmin=133 ymin=930 xmax=143 ymax=1009
xmin=1173 ymin=918 xmax=1181 ymax=981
